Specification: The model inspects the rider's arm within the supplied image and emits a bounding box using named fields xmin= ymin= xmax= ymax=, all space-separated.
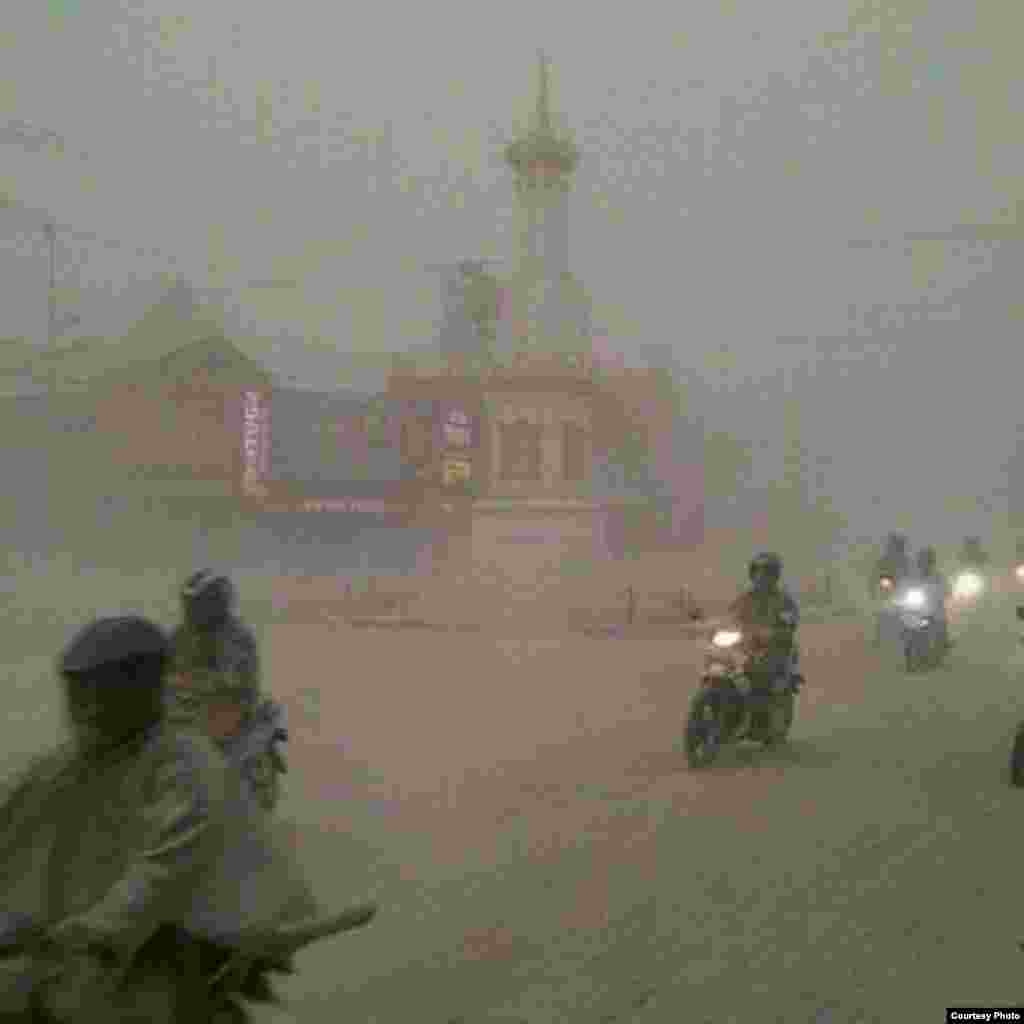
xmin=49 ymin=735 xmax=226 ymax=962
xmin=235 ymin=627 xmax=262 ymax=695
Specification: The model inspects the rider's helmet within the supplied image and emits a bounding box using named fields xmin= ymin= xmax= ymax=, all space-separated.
xmin=886 ymin=532 xmax=908 ymax=554
xmin=916 ymin=546 xmax=937 ymax=576
xmin=59 ymin=616 xmax=170 ymax=746
xmin=962 ymin=536 xmax=986 ymax=565
xmin=749 ymin=551 xmax=783 ymax=591
xmin=181 ymin=569 xmax=236 ymax=630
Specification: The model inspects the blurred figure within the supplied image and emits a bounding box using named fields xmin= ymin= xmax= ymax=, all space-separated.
xmin=0 ymin=616 xmax=317 ymax=1022
xmin=875 ymin=532 xmax=911 ymax=591
xmin=169 ymin=570 xmax=287 ymax=811
xmin=912 ymin=546 xmax=952 ymax=651
xmin=728 ymin=552 xmax=801 ymax=728
xmin=959 ymin=535 xmax=989 ymax=571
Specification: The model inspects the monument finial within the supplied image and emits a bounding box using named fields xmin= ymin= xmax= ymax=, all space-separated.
xmin=536 ymin=49 xmax=551 ymax=135
xmin=504 ymin=50 xmax=579 ymax=178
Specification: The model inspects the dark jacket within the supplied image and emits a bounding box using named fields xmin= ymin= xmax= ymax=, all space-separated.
xmin=876 ymin=553 xmax=910 ymax=582
xmin=728 ymin=585 xmax=800 ymax=677
xmin=170 ymin=617 xmax=261 ymax=701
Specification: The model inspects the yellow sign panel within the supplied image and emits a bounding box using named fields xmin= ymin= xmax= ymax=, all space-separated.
xmin=443 ymin=459 xmax=472 ymax=486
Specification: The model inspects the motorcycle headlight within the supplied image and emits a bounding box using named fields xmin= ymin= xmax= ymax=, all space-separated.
xmin=902 ymin=589 xmax=926 ymax=610
xmin=712 ymin=629 xmax=742 ymax=649
xmin=953 ymin=572 xmax=983 ymax=599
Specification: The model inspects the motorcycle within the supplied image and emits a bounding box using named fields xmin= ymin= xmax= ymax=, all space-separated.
xmin=872 ymin=575 xmax=897 ymax=647
xmin=1011 ymin=721 xmax=1024 ymax=788
xmin=683 ymin=625 xmax=802 ymax=769
xmin=0 ymin=903 xmax=377 ymax=1022
xmin=897 ymin=586 xmax=944 ymax=672
xmin=1012 ymin=613 xmax=1024 ymax=786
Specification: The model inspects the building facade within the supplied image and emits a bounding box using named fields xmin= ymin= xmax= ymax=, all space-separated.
xmin=384 ymin=53 xmax=703 ymax=587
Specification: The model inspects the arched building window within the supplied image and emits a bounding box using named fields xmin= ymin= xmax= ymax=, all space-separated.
xmin=400 ymin=416 xmax=433 ymax=465
xmin=562 ymin=421 xmax=586 ymax=482
xmin=500 ymin=419 xmax=541 ymax=481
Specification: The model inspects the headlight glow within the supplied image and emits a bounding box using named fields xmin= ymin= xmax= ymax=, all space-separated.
xmin=1015 ymin=565 xmax=1024 ymax=582
xmin=953 ymin=572 xmax=983 ymax=599
xmin=902 ymin=589 xmax=926 ymax=610
xmin=712 ymin=629 xmax=742 ymax=649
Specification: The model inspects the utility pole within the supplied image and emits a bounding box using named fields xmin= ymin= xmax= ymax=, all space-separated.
xmin=44 ymin=221 xmax=56 ymax=349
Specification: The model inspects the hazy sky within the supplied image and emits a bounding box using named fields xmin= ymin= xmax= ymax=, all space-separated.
xmin=2 ymin=0 xmax=1023 ymax=542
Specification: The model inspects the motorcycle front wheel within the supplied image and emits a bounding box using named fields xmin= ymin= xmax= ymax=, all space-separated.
xmin=1010 ymin=724 xmax=1024 ymax=787
xmin=904 ymin=630 xmax=924 ymax=673
xmin=684 ymin=694 xmax=723 ymax=769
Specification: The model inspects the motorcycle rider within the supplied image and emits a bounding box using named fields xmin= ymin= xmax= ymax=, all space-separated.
xmin=959 ymin=535 xmax=989 ymax=571
xmin=0 ymin=615 xmax=321 ymax=1022
xmin=875 ymin=532 xmax=911 ymax=589
xmin=727 ymin=552 xmax=801 ymax=729
xmin=911 ymin=546 xmax=952 ymax=651
xmin=169 ymin=570 xmax=287 ymax=811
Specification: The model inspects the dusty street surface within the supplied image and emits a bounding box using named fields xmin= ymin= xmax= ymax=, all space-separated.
xmin=253 ymin=612 xmax=1024 ymax=1023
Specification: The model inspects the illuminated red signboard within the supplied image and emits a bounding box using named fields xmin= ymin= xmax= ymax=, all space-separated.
xmin=241 ymin=390 xmax=271 ymax=496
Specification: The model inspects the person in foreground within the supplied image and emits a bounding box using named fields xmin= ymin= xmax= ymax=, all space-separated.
xmin=726 ymin=552 xmax=801 ymax=728
xmin=169 ymin=570 xmax=287 ymax=811
xmin=0 ymin=615 xmax=368 ymax=1023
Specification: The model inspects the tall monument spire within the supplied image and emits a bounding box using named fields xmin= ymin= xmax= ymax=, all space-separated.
xmin=535 ymin=49 xmax=552 ymax=136
xmin=504 ymin=50 xmax=579 ymax=187
xmin=503 ymin=48 xmax=580 ymax=356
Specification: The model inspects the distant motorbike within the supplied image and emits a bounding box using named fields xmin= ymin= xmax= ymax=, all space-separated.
xmin=1013 ymin=609 xmax=1024 ymax=787
xmin=683 ymin=626 xmax=802 ymax=769
xmin=872 ymin=575 xmax=898 ymax=647
xmin=897 ymin=586 xmax=944 ymax=672
xmin=0 ymin=903 xmax=377 ymax=1022
xmin=1011 ymin=722 xmax=1024 ymax=788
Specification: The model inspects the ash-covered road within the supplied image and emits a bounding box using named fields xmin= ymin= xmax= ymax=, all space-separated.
xmin=258 ymin=613 xmax=1023 ymax=1023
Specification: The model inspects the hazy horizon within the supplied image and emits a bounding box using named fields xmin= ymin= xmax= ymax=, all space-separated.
xmin=2 ymin=0 xmax=1021 ymax=544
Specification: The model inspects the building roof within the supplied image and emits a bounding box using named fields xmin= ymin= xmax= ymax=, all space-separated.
xmin=151 ymin=335 xmax=273 ymax=385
